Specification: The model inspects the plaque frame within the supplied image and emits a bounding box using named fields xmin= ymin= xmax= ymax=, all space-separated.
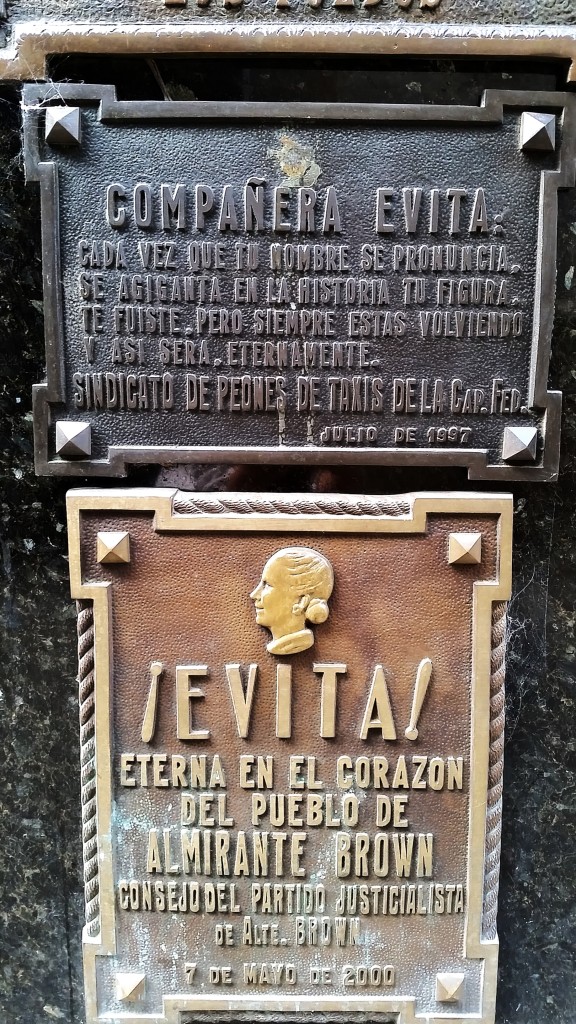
xmin=2 ymin=23 xmax=576 ymax=84
xmin=67 ymin=488 xmax=512 ymax=1024
xmin=25 ymin=83 xmax=572 ymax=479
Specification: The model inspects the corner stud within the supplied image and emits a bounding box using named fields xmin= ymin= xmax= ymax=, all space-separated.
xmin=45 ymin=106 xmax=82 ymax=146
xmin=520 ymin=111 xmax=556 ymax=152
xmin=115 ymin=972 xmax=146 ymax=1002
xmin=502 ymin=425 xmax=538 ymax=463
xmin=435 ymin=972 xmax=465 ymax=1003
xmin=448 ymin=532 xmax=482 ymax=566
xmin=55 ymin=421 xmax=91 ymax=458
xmin=97 ymin=531 xmax=131 ymax=565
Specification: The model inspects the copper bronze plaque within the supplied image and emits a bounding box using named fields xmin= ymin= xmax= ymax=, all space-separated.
xmin=26 ymin=85 xmax=573 ymax=479
xmin=68 ymin=488 xmax=511 ymax=1024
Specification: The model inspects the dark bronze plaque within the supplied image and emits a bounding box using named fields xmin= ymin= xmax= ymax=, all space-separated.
xmin=68 ymin=488 xmax=511 ymax=1023
xmin=27 ymin=84 xmax=573 ymax=478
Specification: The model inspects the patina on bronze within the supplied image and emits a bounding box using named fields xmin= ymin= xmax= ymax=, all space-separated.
xmin=25 ymin=84 xmax=572 ymax=479
xmin=67 ymin=488 xmax=512 ymax=1024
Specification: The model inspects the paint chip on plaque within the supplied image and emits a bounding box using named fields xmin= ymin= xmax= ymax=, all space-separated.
xmin=436 ymin=972 xmax=465 ymax=1002
xmin=502 ymin=425 xmax=538 ymax=462
xmin=448 ymin=532 xmax=482 ymax=565
xmin=45 ymin=106 xmax=81 ymax=146
xmin=115 ymin=972 xmax=145 ymax=1002
xmin=520 ymin=111 xmax=556 ymax=152
xmin=54 ymin=421 xmax=91 ymax=458
xmin=96 ymin=531 xmax=131 ymax=564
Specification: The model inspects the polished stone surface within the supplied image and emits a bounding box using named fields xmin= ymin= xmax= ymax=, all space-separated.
xmin=0 ymin=58 xmax=575 ymax=1022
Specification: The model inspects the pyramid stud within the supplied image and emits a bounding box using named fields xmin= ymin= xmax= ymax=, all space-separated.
xmin=97 ymin=531 xmax=131 ymax=565
xmin=502 ymin=425 xmax=538 ymax=463
xmin=448 ymin=532 xmax=482 ymax=566
xmin=520 ymin=111 xmax=556 ymax=152
xmin=45 ymin=106 xmax=82 ymax=146
xmin=55 ymin=421 xmax=91 ymax=458
xmin=115 ymin=972 xmax=146 ymax=1002
xmin=435 ymin=972 xmax=465 ymax=1003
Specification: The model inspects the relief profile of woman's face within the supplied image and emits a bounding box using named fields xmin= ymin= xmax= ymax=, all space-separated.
xmin=250 ymin=547 xmax=334 ymax=656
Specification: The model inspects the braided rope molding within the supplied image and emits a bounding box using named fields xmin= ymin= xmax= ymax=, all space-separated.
xmin=482 ymin=600 xmax=506 ymax=941
xmin=173 ymin=493 xmax=412 ymax=518
xmin=77 ymin=599 xmax=100 ymax=938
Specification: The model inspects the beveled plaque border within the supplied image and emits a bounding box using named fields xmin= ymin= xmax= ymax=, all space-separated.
xmin=25 ymin=84 xmax=571 ymax=479
xmin=67 ymin=488 xmax=513 ymax=1024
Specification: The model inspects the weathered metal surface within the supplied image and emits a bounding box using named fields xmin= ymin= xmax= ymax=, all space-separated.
xmin=25 ymin=84 xmax=570 ymax=479
xmin=67 ymin=488 xmax=512 ymax=1024
xmin=3 ymin=24 xmax=576 ymax=85
xmin=3 ymin=0 xmax=576 ymax=28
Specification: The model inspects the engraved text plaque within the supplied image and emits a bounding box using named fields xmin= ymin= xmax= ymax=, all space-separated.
xmin=68 ymin=488 xmax=512 ymax=1023
xmin=27 ymin=84 xmax=571 ymax=478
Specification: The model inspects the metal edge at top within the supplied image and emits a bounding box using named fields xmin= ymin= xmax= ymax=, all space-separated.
xmin=19 ymin=82 xmax=576 ymax=124
xmin=2 ymin=21 xmax=576 ymax=83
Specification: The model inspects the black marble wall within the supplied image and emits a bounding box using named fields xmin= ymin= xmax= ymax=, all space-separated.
xmin=0 ymin=58 xmax=575 ymax=1023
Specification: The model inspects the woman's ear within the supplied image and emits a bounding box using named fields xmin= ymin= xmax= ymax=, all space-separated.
xmin=292 ymin=594 xmax=310 ymax=615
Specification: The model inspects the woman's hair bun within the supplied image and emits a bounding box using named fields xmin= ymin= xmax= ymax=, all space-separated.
xmin=306 ymin=598 xmax=329 ymax=625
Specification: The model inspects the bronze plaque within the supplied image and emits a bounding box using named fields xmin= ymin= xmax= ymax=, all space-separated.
xmin=68 ymin=488 xmax=511 ymax=1024
xmin=26 ymin=84 xmax=572 ymax=479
